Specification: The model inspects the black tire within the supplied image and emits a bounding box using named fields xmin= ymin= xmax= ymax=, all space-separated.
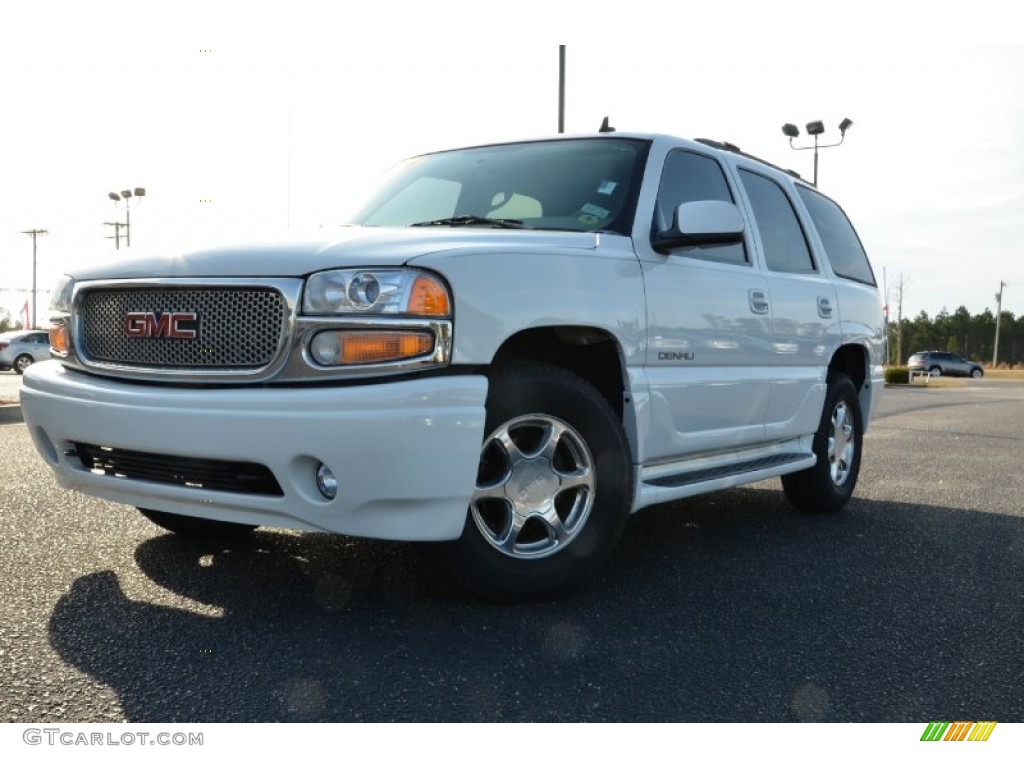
xmin=782 ymin=372 xmax=863 ymax=513
xmin=13 ymin=354 xmax=33 ymax=374
xmin=929 ymin=365 xmax=942 ymax=377
xmin=442 ymin=362 xmax=633 ymax=601
xmin=138 ymin=508 xmax=257 ymax=538
xmin=971 ymin=368 xmax=984 ymax=379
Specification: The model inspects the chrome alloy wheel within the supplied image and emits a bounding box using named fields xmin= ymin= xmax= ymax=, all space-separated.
xmin=828 ymin=401 xmax=856 ymax=486
xmin=471 ymin=414 xmax=595 ymax=560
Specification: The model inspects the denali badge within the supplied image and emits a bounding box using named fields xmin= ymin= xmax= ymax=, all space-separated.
xmin=124 ymin=311 xmax=198 ymax=339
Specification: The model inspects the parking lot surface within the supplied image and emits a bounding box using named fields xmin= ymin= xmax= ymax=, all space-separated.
xmin=1 ymin=371 xmax=1023 ymax=721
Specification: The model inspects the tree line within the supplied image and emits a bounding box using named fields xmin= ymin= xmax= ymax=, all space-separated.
xmin=891 ymin=306 xmax=1024 ymax=367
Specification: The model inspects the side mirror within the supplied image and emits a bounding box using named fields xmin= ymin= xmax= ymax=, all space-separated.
xmin=653 ymin=200 xmax=745 ymax=253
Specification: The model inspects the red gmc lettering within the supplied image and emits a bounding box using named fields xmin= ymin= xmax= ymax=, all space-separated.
xmin=124 ymin=312 xmax=198 ymax=339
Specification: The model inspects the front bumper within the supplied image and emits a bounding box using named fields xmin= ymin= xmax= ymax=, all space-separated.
xmin=21 ymin=362 xmax=487 ymax=541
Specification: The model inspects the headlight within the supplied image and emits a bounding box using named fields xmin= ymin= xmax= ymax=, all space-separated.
xmin=304 ymin=268 xmax=450 ymax=317
xmin=49 ymin=275 xmax=74 ymax=312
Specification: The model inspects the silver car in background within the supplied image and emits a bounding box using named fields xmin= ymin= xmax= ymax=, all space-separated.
xmin=907 ymin=351 xmax=984 ymax=378
xmin=0 ymin=330 xmax=53 ymax=374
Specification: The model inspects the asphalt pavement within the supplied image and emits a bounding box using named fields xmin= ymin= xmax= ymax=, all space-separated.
xmin=1 ymin=369 xmax=1023 ymax=722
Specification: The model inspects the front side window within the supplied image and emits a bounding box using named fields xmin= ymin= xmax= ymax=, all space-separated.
xmin=352 ymin=139 xmax=649 ymax=235
xmin=654 ymin=150 xmax=747 ymax=265
xmin=738 ymin=169 xmax=815 ymax=274
xmin=796 ymin=186 xmax=875 ymax=285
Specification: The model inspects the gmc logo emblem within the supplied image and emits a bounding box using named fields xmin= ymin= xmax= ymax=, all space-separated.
xmin=124 ymin=311 xmax=198 ymax=339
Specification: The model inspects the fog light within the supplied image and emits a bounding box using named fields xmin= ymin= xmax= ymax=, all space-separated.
xmin=310 ymin=332 xmax=343 ymax=366
xmin=316 ymin=464 xmax=337 ymax=500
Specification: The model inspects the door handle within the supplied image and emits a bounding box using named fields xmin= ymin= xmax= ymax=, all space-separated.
xmin=818 ymin=296 xmax=834 ymax=318
xmin=749 ymin=289 xmax=770 ymax=315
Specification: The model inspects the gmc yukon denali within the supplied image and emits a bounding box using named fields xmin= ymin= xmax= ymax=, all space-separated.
xmin=22 ymin=133 xmax=885 ymax=599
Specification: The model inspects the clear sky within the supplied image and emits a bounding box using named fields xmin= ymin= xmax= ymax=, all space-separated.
xmin=2 ymin=5 xmax=1022 ymax=327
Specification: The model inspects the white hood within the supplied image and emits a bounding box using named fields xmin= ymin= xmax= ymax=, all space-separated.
xmin=66 ymin=226 xmax=603 ymax=281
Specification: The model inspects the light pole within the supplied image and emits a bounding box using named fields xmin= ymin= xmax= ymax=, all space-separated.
xmin=993 ymin=281 xmax=1007 ymax=367
xmin=781 ymin=118 xmax=853 ymax=186
xmin=21 ymin=228 xmax=48 ymax=329
xmin=107 ymin=187 xmax=145 ymax=248
xmin=558 ymin=45 xmax=566 ymax=133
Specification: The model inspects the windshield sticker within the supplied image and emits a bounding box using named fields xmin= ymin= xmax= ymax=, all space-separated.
xmin=596 ymin=180 xmax=618 ymax=196
xmin=580 ymin=202 xmax=611 ymax=219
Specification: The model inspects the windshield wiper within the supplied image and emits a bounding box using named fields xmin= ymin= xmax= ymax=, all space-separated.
xmin=410 ymin=215 xmax=529 ymax=229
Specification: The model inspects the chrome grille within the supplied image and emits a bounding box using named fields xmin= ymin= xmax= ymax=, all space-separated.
xmin=78 ymin=287 xmax=287 ymax=369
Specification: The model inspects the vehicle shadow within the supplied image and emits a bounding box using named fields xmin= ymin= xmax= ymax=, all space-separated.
xmin=47 ymin=488 xmax=1024 ymax=722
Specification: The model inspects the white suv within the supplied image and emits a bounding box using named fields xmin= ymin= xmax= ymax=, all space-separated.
xmin=23 ymin=133 xmax=885 ymax=599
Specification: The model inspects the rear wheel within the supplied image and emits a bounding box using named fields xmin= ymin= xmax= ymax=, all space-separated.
xmin=782 ymin=372 xmax=863 ymax=513
xmin=13 ymin=354 xmax=33 ymax=374
xmin=929 ymin=365 xmax=942 ymax=377
xmin=138 ymin=508 xmax=257 ymax=538
xmin=443 ymin=363 xmax=633 ymax=600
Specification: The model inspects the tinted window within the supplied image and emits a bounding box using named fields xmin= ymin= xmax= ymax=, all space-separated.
xmin=739 ymin=170 xmax=815 ymax=273
xmin=655 ymin=150 xmax=746 ymax=265
xmin=797 ymin=186 xmax=875 ymax=285
xmin=353 ymin=139 xmax=649 ymax=235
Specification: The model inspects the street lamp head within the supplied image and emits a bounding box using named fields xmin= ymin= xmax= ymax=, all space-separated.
xmin=781 ymin=123 xmax=800 ymax=138
xmin=108 ymin=192 xmax=121 ymax=201
xmin=134 ymin=187 xmax=146 ymax=197
xmin=805 ymin=120 xmax=825 ymax=136
xmin=121 ymin=189 xmax=133 ymax=199
xmin=838 ymin=117 xmax=853 ymax=135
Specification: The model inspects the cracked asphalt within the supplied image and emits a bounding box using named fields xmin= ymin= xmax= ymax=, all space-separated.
xmin=1 ymin=370 xmax=1023 ymax=722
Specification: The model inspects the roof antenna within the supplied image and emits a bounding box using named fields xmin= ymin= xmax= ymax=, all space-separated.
xmin=598 ymin=116 xmax=615 ymax=133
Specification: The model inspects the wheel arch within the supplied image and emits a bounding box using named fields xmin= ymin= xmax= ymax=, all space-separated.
xmin=487 ymin=325 xmax=629 ymax=419
xmin=828 ymin=342 xmax=872 ymax=424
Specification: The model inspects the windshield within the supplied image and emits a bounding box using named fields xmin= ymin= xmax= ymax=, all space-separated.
xmin=350 ymin=138 xmax=649 ymax=235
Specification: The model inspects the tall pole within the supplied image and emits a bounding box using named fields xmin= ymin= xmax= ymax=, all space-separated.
xmin=993 ymin=281 xmax=1007 ymax=367
xmin=126 ymin=205 xmax=131 ymax=248
xmin=558 ymin=45 xmax=565 ymax=134
xmin=812 ymin=134 xmax=819 ymax=186
xmin=21 ymin=229 xmax=47 ymax=330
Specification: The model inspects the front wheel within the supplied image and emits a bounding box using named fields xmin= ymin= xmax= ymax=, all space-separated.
xmin=442 ymin=363 xmax=633 ymax=600
xmin=971 ymin=368 xmax=984 ymax=379
xmin=782 ymin=372 xmax=863 ymax=513
xmin=138 ymin=508 xmax=257 ymax=538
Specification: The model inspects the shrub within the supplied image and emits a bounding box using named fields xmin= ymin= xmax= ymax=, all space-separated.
xmin=884 ymin=366 xmax=911 ymax=384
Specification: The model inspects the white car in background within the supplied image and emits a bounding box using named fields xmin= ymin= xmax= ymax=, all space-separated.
xmin=0 ymin=330 xmax=52 ymax=374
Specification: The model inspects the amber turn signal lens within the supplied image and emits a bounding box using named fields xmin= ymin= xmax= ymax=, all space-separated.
xmin=310 ymin=330 xmax=434 ymax=366
xmin=49 ymin=324 xmax=69 ymax=355
xmin=407 ymin=275 xmax=450 ymax=316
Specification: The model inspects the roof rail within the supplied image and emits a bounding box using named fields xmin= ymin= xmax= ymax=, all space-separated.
xmin=694 ymin=138 xmax=804 ymax=181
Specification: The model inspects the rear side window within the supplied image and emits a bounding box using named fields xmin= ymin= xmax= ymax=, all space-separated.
xmin=796 ymin=186 xmax=875 ymax=285
xmin=738 ymin=169 xmax=815 ymax=273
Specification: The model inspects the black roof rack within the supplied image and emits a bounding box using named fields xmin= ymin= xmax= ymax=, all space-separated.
xmin=694 ymin=138 xmax=804 ymax=181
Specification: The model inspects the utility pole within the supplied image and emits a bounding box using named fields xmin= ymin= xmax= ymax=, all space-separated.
xmin=993 ymin=281 xmax=1007 ymax=367
xmin=890 ymin=272 xmax=906 ymax=365
xmin=104 ymin=221 xmax=127 ymax=249
xmin=21 ymin=229 xmax=48 ymax=330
